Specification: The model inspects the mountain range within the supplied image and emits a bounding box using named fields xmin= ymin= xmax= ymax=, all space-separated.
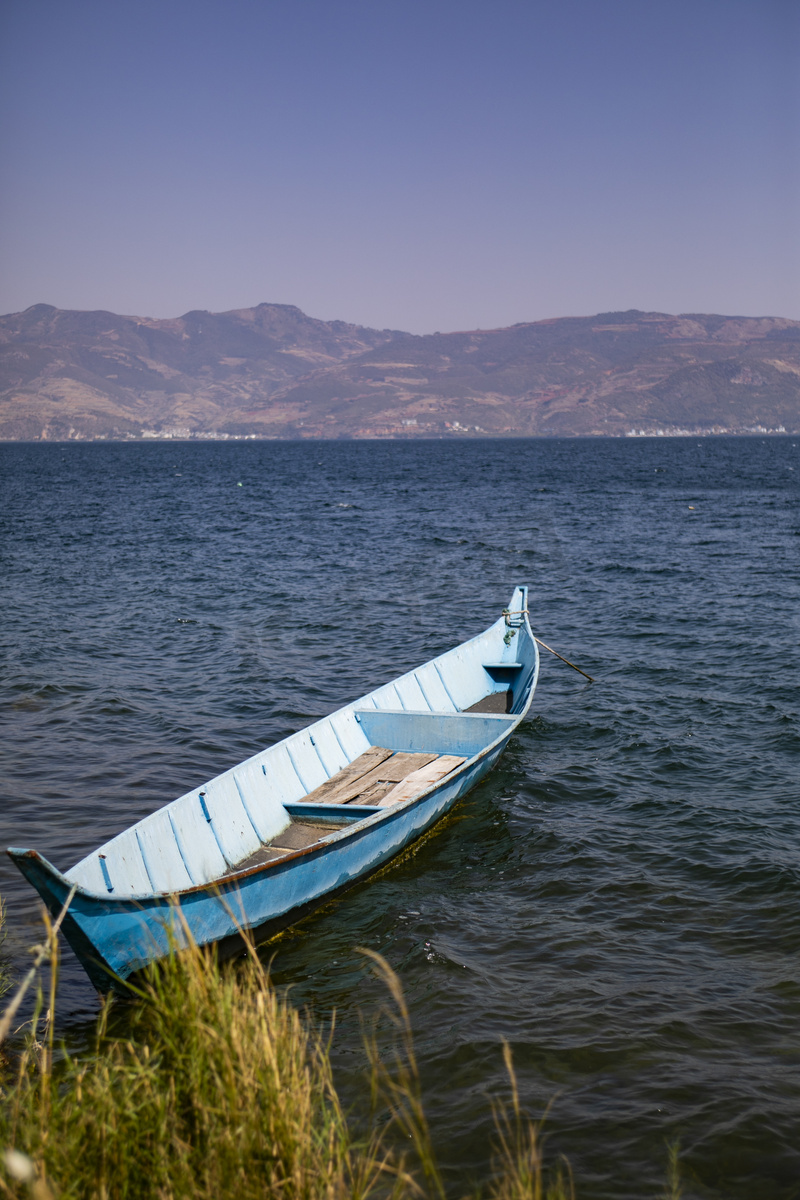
xmin=1 ymin=302 xmax=798 ymax=439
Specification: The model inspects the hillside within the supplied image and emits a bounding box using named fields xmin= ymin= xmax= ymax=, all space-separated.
xmin=0 ymin=303 xmax=400 ymax=440
xmin=1 ymin=304 xmax=798 ymax=439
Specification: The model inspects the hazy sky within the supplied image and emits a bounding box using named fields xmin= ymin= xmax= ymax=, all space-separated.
xmin=1 ymin=0 xmax=798 ymax=332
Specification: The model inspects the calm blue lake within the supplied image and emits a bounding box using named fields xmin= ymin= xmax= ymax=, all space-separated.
xmin=1 ymin=437 xmax=798 ymax=1198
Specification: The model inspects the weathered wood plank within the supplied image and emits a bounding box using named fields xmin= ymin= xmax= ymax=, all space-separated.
xmin=301 ymin=746 xmax=395 ymax=805
xmin=377 ymin=756 xmax=466 ymax=807
xmin=224 ymin=821 xmax=335 ymax=875
xmin=340 ymin=751 xmax=439 ymax=804
xmin=465 ymin=690 xmax=512 ymax=714
xmin=268 ymin=822 xmax=330 ymax=852
xmin=351 ymin=780 xmax=395 ymax=806
xmin=361 ymin=751 xmax=438 ymax=783
xmin=220 ymin=845 xmax=285 ymax=877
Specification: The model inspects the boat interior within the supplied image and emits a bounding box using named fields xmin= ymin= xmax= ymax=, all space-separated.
xmin=220 ymin=744 xmax=466 ymax=875
xmin=64 ymin=590 xmax=536 ymax=899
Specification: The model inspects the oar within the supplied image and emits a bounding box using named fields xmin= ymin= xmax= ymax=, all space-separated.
xmin=535 ymin=637 xmax=594 ymax=683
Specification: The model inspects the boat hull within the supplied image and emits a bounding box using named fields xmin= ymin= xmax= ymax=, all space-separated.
xmin=8 ymin=586 xmax=538 ymax=991
xmin=9 ymin=740 xmax=508 ymax=990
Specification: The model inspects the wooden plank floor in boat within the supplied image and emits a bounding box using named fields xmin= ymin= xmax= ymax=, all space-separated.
xmin=224 ymin=746 xmax=465 ymax=876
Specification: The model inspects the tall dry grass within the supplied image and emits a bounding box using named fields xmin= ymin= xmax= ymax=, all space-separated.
xmin=0 ymin=898 xmax=8 ymax=1002
xmin=1 ymin=924 xmax=379 ymax=1199
xmin=0 ymin=905 xmax=575 ymax=1200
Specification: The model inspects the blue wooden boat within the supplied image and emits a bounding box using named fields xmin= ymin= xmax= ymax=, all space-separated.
xmin=8 ymin=587 xmax=538 ymax=991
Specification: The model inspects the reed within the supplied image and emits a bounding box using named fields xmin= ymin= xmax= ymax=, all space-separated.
xmin=1 ymin=927 xmax=369 ymax=1199
xmin=0 ymin=898 xmax=7 ymax=1001
xmin=663 ymin=1141 xmax=682 ymax=1200
xmin=488 ymin=1043 xmax=573 ymax=1200
xmin=0 ymin=911 xmax=571 ymax=1200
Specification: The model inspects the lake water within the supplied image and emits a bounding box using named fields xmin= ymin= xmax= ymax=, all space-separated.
xmin=1 ymin=437 xmax=798 ymax=1198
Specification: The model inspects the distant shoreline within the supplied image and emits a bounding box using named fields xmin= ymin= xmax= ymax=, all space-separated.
xmin=1 ymin=429 xmax=796 ymax=445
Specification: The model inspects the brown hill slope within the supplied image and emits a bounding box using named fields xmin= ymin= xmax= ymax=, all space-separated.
xmin=1 ymin=304 xmax=798 ymax=438
xmin=0 ymin=302 xmax=401 ymax=440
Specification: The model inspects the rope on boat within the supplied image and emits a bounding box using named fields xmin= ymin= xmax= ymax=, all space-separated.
xmin=534 ymin=637 xmax=595 ymax=682
xmin=502 ymin=607 xmax=594 ymax=681
xmin=502 ymin=607 xmax=528 ymax=645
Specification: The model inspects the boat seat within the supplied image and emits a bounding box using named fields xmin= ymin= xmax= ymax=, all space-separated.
xmin=353 ymin=708 xmax=515 ymax=757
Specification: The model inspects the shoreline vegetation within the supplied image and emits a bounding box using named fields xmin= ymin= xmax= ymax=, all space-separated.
xmin=0 ymin=899 xmax=7 ymax=1006
xmin=0 ymin=898 xmax=6 ymax=980
xmin=0 ymin=904 xmax=680 ymax=1200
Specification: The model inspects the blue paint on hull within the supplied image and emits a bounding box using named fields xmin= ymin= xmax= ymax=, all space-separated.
xmin=8 ymin=588 xmax=537 ymax=990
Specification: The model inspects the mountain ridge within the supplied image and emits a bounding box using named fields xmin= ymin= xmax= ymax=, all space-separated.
xmin=1 ymin=302 xmax=798 ymax=439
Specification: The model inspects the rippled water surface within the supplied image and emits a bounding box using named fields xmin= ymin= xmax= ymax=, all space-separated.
xmin=1 ymin=438 xmax=799 ymax=1198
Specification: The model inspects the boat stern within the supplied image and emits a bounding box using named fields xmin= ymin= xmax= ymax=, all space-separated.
xmin=6 ymin=848 xmax=124 ymax=991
